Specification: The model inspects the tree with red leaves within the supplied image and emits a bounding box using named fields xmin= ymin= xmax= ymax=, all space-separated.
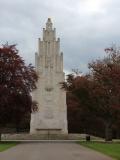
xmin=62 ymin=73 xmax=99 ymax=135
xmin=62 ymin=47 xmax=120 ymax=141
xmin=0 ymin=44 xmax=38 ymax=137
xmin=89 ymin=47 xmax=120 ymax=141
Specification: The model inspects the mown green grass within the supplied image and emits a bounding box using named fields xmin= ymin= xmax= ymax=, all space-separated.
xmin=0 ymin=142 xmax=18 ymax=152
xmin=79 ymin=142 xmax=120 ymax=160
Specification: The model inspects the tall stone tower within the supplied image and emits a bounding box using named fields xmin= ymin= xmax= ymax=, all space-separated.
xmin=30 ymin=18 xmax=68 ymax=134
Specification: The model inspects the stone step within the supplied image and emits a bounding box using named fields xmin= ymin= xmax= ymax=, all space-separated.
xmin=1 ymin=133 xmax=87 ymax=140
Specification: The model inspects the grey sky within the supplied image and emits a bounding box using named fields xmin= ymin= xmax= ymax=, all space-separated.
xmin=0 ymin=0 xmax=120 ymax=73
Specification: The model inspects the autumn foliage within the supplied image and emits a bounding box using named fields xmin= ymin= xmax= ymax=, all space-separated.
xmin=0 ymin=44 xmax=38 ymax=132
xmin=63 ymin=47 xmax=120 ymax=141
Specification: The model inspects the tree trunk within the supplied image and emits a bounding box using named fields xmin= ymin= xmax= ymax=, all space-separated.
xmin=0 ymin=128 xmax=1 ymax=142
xmin=16 ymin=119 xmax=20 ymax=133
xmin=105 ymin=122 xmax=112 ymax=141
xmin=0 ymin=132 xmax=1 ymax=142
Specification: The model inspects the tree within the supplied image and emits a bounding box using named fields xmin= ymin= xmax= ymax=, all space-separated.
xmin=88 ymin=47 xmax=120 ymax=141
xmin=61 ymin=73 xmax=100 ymax=135
xmin=62 ymin=47 xmax=120 ymax=141
xmin=0 ymin=44 xmax=38 ymax=137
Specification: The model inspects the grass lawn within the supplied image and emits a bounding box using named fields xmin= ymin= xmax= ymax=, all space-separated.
xmin=0 ymin=142 xmax=18 ymax=152
xmin=79 ymin=142 xmax=120 ymax=160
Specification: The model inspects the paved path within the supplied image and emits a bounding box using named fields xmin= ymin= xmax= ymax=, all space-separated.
xmin=0 ymin=142 xmax=113 ymax=160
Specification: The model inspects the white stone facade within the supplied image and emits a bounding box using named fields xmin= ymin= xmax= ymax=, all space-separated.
xmin=30 ymin=18 xmax=68 ymax=134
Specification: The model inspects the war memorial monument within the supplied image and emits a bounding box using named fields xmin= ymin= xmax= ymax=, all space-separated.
xmin=30 ymin=18 xmax=68 ymax=135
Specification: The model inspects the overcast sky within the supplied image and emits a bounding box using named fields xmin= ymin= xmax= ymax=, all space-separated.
xmin=0 ymin=0 xmax=120 ymax=73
